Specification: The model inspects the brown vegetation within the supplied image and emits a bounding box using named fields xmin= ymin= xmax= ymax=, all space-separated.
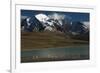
xmin=21 ymin=31 xmax=89 ymax=50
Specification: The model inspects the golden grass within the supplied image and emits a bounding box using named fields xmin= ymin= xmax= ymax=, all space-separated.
xmin=21 ymin=31 xmax=89 ymax=50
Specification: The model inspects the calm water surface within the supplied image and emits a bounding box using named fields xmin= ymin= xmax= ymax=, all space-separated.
xmin=21 ymin=45 xmax=89 ymax=62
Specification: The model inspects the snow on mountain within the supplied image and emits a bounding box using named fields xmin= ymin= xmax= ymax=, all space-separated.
xmin=21 ymin=13 xmax=89 ymax=37
xmin=70 ymin=21 xmax=89 ymax=35
xmin=82 ymin=22 xmax=89 ymax=30
xmin=35 ymin=14 xmax=50 ymax=23
xmin=35 ymin=13 xmax=66 ymax=31
xmin=48 ymin=13 xmax=65 ymax=26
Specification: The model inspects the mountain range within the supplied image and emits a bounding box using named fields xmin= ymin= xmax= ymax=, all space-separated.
xmin=21 ymin=13 xmax=89 ymax=40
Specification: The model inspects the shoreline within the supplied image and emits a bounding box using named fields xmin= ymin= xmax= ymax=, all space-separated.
xmin=21 ymin=44 xmax=89 ymax=51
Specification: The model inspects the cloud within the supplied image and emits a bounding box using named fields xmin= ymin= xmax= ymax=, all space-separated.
xmin=48 ymin=13 xmax=65 ymax=20
xmin=48 ymin=13 xmax=71 ymax=26
xmin=21 ymin=16 xmax=29 ymax=20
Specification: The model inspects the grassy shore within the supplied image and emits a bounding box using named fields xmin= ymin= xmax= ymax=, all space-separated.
xmin=21 ymin=31 xmax=89 ymax=51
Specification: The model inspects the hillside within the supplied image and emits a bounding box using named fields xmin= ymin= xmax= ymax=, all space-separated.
xmin=21 ymin=31 xmax=89 ymax=51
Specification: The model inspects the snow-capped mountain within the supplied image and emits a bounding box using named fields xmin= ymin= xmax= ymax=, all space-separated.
xmin=34 ymin=13 xmax=70 ymax=32
xmin=35 ymin=14 xmax=56 ymax=31
xmin=21 ymin=13 xmax=89 ymax=37
xmin=70 ymin=21 xmax=89 ymax=35
xmin=21 ymin=15 xmax=45 ymax=32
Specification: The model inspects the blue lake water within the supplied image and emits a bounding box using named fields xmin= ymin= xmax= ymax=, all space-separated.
xmin=21 ymin=45 xmax=89 ymax=62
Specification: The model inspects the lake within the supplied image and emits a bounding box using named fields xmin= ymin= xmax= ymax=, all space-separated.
xmin=21 ymin=45 xmax=89 ymax=63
